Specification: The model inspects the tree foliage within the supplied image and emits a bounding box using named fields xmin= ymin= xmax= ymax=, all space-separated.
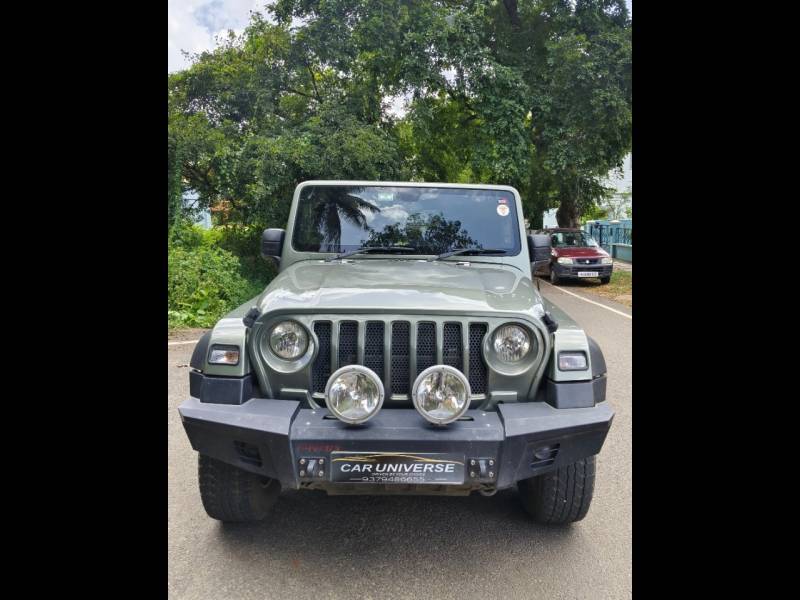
xmin=168 ymin=223 xmax=267 ymax=328
xmin=168 ymin=0 xmax=631 ymax=238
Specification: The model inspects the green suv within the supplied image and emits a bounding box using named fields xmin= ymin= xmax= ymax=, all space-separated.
xmin=179 ymin=181 xmax=613 ymax=525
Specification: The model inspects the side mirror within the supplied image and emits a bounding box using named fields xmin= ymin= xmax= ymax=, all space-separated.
xmin=527 ymin=233 xmax=551 ymax=265
xmin=528 ymin=234 xmax=551 ymax=287
xmin=261 ymin=228 xmax=285 ymax=266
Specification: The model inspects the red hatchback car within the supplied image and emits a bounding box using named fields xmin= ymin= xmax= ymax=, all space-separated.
xmin=534 ymin=228 xmax=613 ymax=285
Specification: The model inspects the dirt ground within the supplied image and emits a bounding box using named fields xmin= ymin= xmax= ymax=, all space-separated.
xmin=168 ymin=327 xmax=210 ymax=342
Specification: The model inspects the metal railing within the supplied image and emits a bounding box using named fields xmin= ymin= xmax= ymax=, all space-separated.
xmin=585 ymin=224 xmax=632 ymax=250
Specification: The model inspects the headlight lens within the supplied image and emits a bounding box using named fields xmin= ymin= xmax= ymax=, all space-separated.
xmin=492 ymin=324 xmax=531 ymax=363
xmin=557 ymin=257 xmax=573 ymax=265
xmin=412 ymin=365 xmax=471 ymax=425
xmin=269 ymin=321 xmax=309 ymax=360
xmin=601 ymin=257 xmax=613 ymax=265
xmin=325 ymin=366 xmax=384 ymax=424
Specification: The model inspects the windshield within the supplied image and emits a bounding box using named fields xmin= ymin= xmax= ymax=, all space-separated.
xmin=292 ymin=185 xmax=521 ymax=255
xmin=549 ymin=231 xmax=598 ymax=248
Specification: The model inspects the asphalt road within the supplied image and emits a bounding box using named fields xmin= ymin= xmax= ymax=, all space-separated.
xmin=168 ymin=283 xmax=631 ymax=600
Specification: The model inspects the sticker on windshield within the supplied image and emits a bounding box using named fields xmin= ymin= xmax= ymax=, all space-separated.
xmin=497 ymin=204 xmax=510 ymax=216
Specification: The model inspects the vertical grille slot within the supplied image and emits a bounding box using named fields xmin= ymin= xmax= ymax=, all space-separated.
xmin=468 ymin=323 xmax=488 ymax=394
xmin=338 ymin=321 xmax=358 ymax=367
xmin=442 ymin=323 xmax=462 ymax=370
xmin=364 ymin=321 xmax=384 ymax=380
xmin=391 ymin=321 xmax=410 ymax=395
xmin=416 ymin=322 xmax=436 ymax=373
xmin=311 ymin=322 xmax=332 ymax=393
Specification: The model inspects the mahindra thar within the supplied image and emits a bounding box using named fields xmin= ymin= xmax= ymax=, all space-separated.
xmin=179 ymin=181 xmax=613 ymax=525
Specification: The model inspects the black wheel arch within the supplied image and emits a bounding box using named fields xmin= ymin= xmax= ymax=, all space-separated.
xmin=587 ymin=336 xmax=607 ymax=378
xmin=190 ymin=331 xmax=213 ymax=371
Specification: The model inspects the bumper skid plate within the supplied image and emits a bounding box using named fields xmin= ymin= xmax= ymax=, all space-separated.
xmin=179 ymin=397 xmax=613 ymax=492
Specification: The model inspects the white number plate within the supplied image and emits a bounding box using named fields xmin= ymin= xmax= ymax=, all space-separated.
xmin=577 ymin=271 xmax=599 ymax=277
xmin=330 ymin=452 xmax=465 ymax=484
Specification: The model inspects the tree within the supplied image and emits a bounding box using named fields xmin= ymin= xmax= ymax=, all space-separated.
xmin=513 ymin=1 xmax=632 ymax=226
xmin=581 ymin=203 xmax=609 ymax=223
xmin=270 ymin=0 xmax=631 ymax=226
xmin=364 ymin=213 xmax=479 ymax=255
xmin=294 ymin=187 xmax=380 ymax=252
xmin=168 ymin=16 xmax=410 ymax=264
xmin=168 ymin=0 xmax=632 ymax=249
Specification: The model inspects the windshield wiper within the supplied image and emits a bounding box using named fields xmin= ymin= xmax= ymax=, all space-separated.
xmin=325 ymin=245 xmax=417 ymax=262
xmin=428 ymin=247 xmax=507 ymax=262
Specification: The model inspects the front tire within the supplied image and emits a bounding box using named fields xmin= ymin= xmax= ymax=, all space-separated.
xmin=550 ymin=266 xmax=561 ymax=285
xmin=198 ymin=454 xmax=281 ymax=522
xmin=600 ymin=276 xmax=611 ymax=284
xmin=517 ymin=456 xmax=596 ymax=525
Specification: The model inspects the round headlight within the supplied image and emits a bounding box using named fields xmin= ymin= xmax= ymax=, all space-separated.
xmin=269 ymin=321 xmax=309 ymax=360
xmin=412 ymin=365 xmax=471 ymax=425
xmin=325 ymin=366 xmax=384 ymax=424
xmin=492 ymin=324 xmax=531 ymax=363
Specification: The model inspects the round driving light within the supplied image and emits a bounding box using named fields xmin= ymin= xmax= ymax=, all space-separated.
xmin=492 ymin=324 xmax=531 ymax=363
xmin=412 ymin=365 xmax=471 ymax=425
xmin=324 ymin=365 xmax=384 ymax=424
xmin=269 ymin=321 xmax=309 ymax=360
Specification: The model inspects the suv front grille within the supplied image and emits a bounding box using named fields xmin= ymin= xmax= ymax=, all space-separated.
xmin=310 ymin=318 xmax=489 ymax=399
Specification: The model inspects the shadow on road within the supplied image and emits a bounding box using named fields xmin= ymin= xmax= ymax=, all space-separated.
xmin=213 ymin=488 xmax=580 ymax=573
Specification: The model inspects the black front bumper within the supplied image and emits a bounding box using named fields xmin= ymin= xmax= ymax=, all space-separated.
xmin=179 ymin=396 xmax=614 ymax=492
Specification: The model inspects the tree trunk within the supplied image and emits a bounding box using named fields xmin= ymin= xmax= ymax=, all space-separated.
xmin=503 ymin=0 xmax=522 ymax=30
xmin=556 ymin=199 xmax=581 ymax=228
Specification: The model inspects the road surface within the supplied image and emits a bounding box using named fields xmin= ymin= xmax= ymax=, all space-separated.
xmin=168 ymin=283 xmax=631 ymax=599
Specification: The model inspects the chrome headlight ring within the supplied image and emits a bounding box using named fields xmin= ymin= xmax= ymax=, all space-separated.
xmin=258 ymin=318 xmax=315 ymax=374
xmin=269 ymin=320 xmax=309 ymax=360
xmin=324 ymin=365 xmax=385 ymax=424
xmin=412 ymin=365 xmax=472 ymax=425
xmin=483 ymin=321 xmax=542 ymax=377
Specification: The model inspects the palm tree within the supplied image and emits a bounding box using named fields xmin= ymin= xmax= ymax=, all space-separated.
xmin=308 ymin=187 xmax=379 ymax=251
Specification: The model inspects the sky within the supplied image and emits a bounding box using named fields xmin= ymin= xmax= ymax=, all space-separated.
xmin=603 ymin=153 xmax=632 ymax=194
xmin=168 ymin=0 xmax=268 ymax=73
xmin=169 ymin=0 xmax=631 ymax=189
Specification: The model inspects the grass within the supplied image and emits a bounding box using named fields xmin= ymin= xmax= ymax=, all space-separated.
xmin=557 ymin=270 xmax=632 ymax=307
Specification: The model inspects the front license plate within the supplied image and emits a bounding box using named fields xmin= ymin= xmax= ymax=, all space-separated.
xmin=577 ymin=271 xmax=599 ymax=277
xmin=330 ymin=452 xmax=465 ymax=485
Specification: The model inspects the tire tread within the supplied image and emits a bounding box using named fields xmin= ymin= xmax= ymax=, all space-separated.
xmin=518 ymin=456 xmax=596 ymax=525
xmin=198 ymin=454 xmax=279 ymax=522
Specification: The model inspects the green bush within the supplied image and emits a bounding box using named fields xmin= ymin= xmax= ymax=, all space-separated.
xmin=170 ymin=222 xmax=222 ymax=249
xmin=168 ymin=244 xmax=249 ymax=328
xmin=168 ymin=222 xmax=277 ymax=330
xmin=217 ymin=224 xmax=278 ymax=284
